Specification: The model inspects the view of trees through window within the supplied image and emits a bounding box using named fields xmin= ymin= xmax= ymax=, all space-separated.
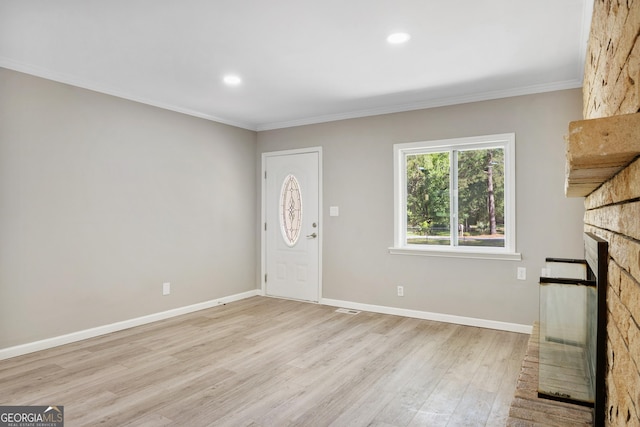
xmin=406 ymin=147 xmax=505 ymax=247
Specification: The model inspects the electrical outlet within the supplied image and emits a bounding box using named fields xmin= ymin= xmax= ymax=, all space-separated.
xmin=517 ymin=267 xmax=526 ymax=281
xmin=397 ymin=286 xmax=404 ymax=297
xmin=163 ymin=282 xmax=171 ymax=295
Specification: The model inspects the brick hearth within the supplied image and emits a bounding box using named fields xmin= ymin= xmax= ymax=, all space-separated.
xmin=507 ymin=322 xmax=593 ymax=426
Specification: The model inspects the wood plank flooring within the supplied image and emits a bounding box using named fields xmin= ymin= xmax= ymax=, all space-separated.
xmin=0 ymin=297 xmax=528 ymax=426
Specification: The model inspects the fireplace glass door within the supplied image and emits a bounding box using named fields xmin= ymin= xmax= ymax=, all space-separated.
xmin=539 ymin=259 xmax=596 ymax=406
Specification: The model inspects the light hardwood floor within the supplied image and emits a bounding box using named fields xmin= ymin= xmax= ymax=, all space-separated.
xmin=0 ymin=297 xmax=528 ymax=426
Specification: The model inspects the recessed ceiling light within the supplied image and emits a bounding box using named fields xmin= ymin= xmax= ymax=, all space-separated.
xmin=387 ymin=32 xmax=411 ymax=44
xmin=223 ymin=75 xmax=242 ymax=86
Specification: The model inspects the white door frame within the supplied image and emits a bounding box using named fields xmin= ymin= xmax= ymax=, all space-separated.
xmin=260 ymin=147 xmax=323 ymax=300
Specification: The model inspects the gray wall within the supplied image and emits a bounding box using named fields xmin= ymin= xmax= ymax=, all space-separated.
xmin=0 ymin=68 xmax=257 ymax=349
xmin=257 ymin=89 xmax=585 ymax=327
xmin=0 ymin=66 xmax=584 ymax=350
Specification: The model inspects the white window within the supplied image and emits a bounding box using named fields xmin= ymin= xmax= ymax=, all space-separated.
xmin=391 ymin=133 xmax=521 ymax=260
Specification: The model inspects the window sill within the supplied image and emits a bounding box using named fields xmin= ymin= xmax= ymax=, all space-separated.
xmin=388 ymin=246 xmax=522 ymax=261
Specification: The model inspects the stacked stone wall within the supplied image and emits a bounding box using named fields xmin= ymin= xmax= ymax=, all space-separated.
xmin=582 ymin=0 xmax=640 ymax=424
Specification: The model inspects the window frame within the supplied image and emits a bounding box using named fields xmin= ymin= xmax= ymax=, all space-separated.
xmin=391 ymin=133 xmax=521 ymax=260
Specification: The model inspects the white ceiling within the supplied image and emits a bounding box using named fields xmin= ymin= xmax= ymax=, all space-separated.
xmin=0 ymin=1 xmax=593 ymax=131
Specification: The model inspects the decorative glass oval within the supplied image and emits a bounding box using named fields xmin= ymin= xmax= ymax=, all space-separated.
xmin=279 ymin=174 xmax=303 ymax=246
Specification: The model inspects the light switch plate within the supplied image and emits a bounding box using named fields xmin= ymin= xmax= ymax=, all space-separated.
xmin=329 ymin=206 xmax=339 ymax=217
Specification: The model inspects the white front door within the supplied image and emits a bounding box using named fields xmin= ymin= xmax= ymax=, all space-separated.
xmin=263 ymin=149 xmax=320 ymax=302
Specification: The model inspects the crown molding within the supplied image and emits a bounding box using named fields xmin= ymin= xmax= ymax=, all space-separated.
xmin=2 ymin=57 xmax=584 ymax=134
xmin=0 ymin=58 xmax=258 ymax=131
xmin=256 ymin=79 xmax=583 ymax=131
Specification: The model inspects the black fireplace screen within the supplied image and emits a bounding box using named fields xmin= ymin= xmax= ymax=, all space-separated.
xmin=538 ymin=232 xmax=607 ymax=426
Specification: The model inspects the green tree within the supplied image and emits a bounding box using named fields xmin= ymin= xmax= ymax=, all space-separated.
xmin=406 ymin=148 xmax=504 ymax=240
xmin=406 ymin=152 xmax=450 ymax=230
xmin=458 ymin=148 xmax=504 ymax=235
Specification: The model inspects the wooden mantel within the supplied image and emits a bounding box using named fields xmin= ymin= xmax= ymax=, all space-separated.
xmin=565 ymin=112 xmax=640 ymax=197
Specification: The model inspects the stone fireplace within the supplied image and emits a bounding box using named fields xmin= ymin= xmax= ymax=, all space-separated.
xmin=564 ymin=0 xmax=640 ymax=425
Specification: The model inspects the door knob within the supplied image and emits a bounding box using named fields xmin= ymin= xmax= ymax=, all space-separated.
xmin=307 ymin=233 xmax=317 ymax=238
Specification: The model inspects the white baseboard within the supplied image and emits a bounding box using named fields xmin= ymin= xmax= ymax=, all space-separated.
xmin=320 ymin=298 xmax=533 ymax=334
xmin=0 ymin=289 xmax=259 ymax=361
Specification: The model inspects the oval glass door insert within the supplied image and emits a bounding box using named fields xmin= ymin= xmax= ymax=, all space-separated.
xmin=279 ymin=174 xmax=303 ymax=246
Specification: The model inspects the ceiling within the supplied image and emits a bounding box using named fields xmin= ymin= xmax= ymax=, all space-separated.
xmin=0 ymin=1 xmax=593 ymax=131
